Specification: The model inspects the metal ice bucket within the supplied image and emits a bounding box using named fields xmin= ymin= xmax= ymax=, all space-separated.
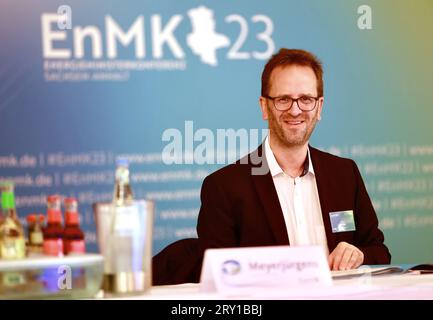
xmin=93 ymin=200 xmax=154 ymax=296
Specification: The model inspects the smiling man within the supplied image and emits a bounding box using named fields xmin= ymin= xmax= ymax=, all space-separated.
xmin=197 ymin=48 xmax=390 ymax=269
xmin=153 ymin=49 xmax=391 ymax=285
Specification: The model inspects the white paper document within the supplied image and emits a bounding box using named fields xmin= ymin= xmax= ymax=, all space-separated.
xmin=331 ymin=265 xmax=404 ymax=279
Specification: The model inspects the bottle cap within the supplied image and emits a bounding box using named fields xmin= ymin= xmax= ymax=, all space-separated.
xmin=64 ymin=197 xmax=77 ymax=204
xmin=0 ymin=181 xmax=14 ymax=191
xmin=27 ymin=214 xmax=37 ymax=223
xmin=47 ymin=194 xmax=61 ymax=210
xmin=64 ymin=197 xmax=78 ymax=212
xmin=47 ymin=194 xmax=61 ymax=202
xmin=116 ymin=158 xmax=129 ymax=167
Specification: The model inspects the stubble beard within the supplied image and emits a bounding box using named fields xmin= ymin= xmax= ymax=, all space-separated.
xmin=267 ymin=104 xmax=318 ymax=148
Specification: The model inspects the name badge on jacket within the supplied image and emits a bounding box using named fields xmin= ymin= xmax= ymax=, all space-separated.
xmin=329 ymin=210 xmax=356 ymax=233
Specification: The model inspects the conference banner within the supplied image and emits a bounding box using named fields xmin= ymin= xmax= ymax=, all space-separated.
xmin=0 ymin=0 xmax=432 ymax=264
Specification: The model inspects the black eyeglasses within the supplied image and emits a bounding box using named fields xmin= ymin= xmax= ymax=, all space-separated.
xmin=264 ymin=95 xmax=320 ymax=112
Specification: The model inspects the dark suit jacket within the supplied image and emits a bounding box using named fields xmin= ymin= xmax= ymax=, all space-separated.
xmin=156 ymin=144 xmax=391 ymax=284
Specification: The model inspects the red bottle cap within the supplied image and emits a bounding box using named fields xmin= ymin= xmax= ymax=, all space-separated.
xmin=64 ymin=197 xmax=77 ymax=204
xmin=26 ymin=214 xmax=37 ymax=223
xmin=47 ymin=194 xmax=61 ymax=203
xmin=64 ymin=197 xmax=78 ymax=213
xmin=47 ymin=194 xmax=61 ymax=210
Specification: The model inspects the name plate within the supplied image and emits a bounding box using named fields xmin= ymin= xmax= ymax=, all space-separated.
xmin=200 ymin=245 xmax=332 ymax=295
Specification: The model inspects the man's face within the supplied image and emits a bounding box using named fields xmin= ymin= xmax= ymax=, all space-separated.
xmin=259 ymin=65 xmax=324 ymax=148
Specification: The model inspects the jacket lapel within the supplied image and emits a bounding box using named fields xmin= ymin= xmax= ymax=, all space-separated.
xmin=309 ymin=146 xmax=336 ymax=251
xmin=250 ymin=145 xmax=290 ymax=245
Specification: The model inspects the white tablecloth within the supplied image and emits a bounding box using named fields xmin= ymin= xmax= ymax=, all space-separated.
xmin=103 ymin=273 xmax=433 ymax=300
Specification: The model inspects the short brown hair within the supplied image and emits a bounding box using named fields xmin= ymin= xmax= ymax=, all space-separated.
xmin=261 ymin=48 xmax=323 ymax=97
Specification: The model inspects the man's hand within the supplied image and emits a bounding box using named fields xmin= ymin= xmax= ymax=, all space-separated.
xmin=328 ymin=241 xmax=364 ymax=271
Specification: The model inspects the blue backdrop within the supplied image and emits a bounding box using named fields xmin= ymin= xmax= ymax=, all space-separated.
xmin=1 ymin=0 xmax=433 ymax=264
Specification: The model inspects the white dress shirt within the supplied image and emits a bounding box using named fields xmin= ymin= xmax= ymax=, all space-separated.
xmin=265 ymin=135 xmax=329 ymax=256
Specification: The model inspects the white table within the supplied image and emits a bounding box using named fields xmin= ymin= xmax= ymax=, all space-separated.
xmin=105 ymin=273 xmax=433 ymax=300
